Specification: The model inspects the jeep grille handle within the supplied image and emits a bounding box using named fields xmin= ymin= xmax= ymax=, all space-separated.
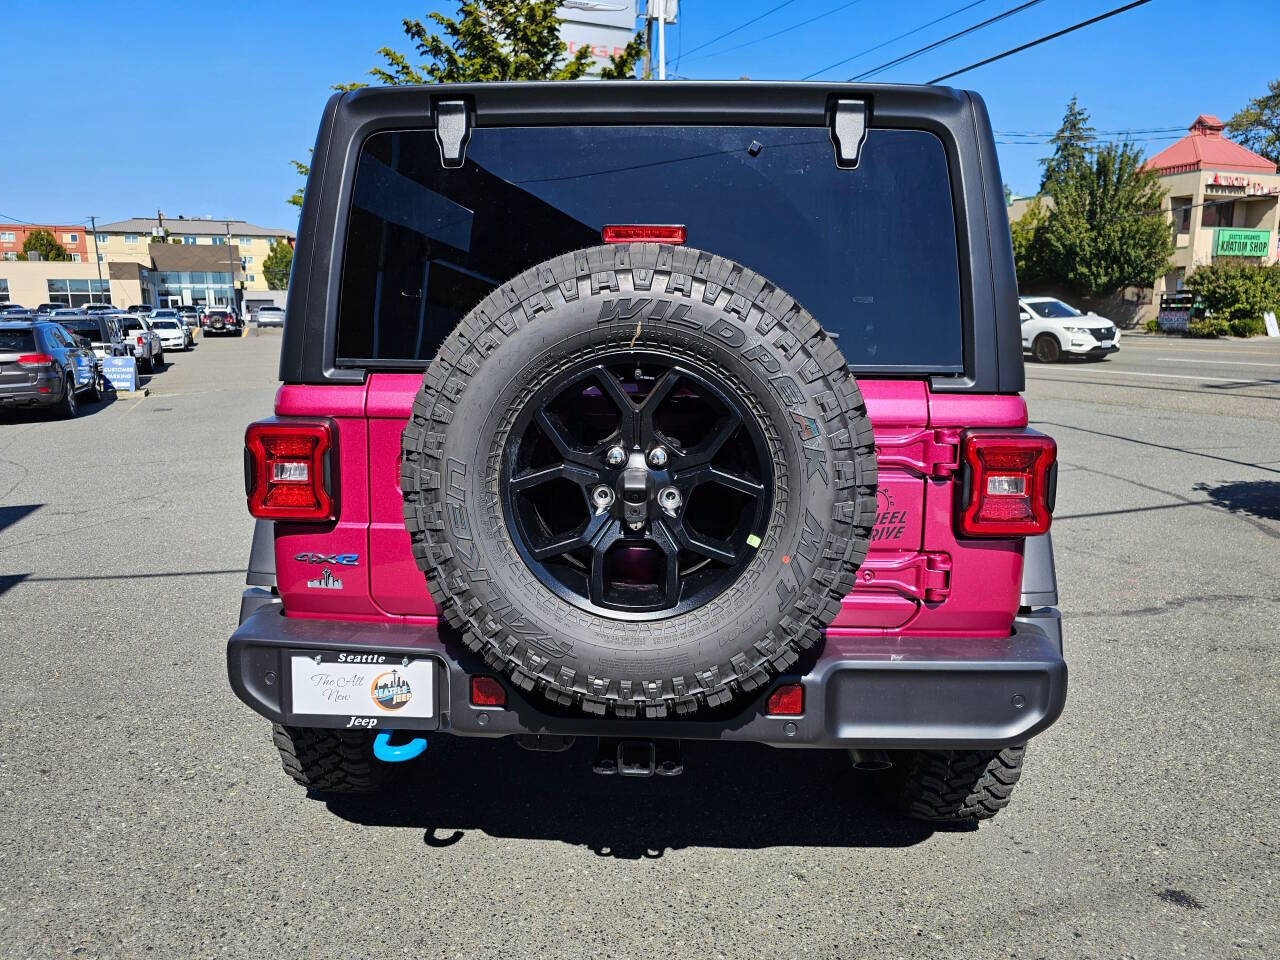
xmin=830 ymin=99 xmax=868 ymax=170
xmin=434 ymin=100 xmax=471 ymax=169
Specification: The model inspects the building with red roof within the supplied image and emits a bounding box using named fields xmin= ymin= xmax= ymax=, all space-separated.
xmin=1148 ymin=115 xmax=1279 ymax=313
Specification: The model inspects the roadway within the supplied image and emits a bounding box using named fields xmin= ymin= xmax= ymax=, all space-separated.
xmin=0 ymin=331 xmax=1276 ymax=959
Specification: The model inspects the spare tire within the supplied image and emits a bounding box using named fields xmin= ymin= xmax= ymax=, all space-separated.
xmin=402 ymin=244 xmax=877 ymax=718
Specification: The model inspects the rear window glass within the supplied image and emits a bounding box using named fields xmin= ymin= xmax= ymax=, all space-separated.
xmin=119 ymin=318 xmax=143 ymax=333
xmin=60 ymin=320 xmax=103 ymax=339
xmin=0 ymin=331 xmax=36 ymax=352
xmin=336 ymin=125 xmax=963 ymax=372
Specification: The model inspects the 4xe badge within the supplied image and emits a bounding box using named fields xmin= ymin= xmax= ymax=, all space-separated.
xmin=295 ymin=552 xmax=359 ymax=565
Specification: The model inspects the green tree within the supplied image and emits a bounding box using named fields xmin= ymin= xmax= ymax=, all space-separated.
xmin=1225 ymin=78 xmax=1280 ymax=166
xmin=290 ymin=2 xmax=645 ymax=206
xmin=21 ymin=229 xmax=70 ymax=262
xmin=1039 ymin=96 xmax=1095 ymax=192
xmin=1009 ymin=196 xmax=1050 ymax=283
xmin=263 ymin=239 xmax=294 ymax=290
xmin=1036 ymin=140 xmax=1174 ymax=296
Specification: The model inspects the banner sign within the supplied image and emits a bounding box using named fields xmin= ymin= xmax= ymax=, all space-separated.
xmin=558 ymin=1 xmax=637 ymax=70
xmin=1265 ymin=311 xmax=1279 ymax=338
xmin=72 ymin=355 xmax=95 ymax=388
xmin=102 ymin=356 xmax=138 ymax=392
xmin=1214 ymin=228 xmax=1270 ymax=257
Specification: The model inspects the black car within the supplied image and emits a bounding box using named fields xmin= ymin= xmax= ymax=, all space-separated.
xmin=0 ymin=319 xmax=102 ymax=417
xmin=202 ymin=308 xmax=241 ymax=335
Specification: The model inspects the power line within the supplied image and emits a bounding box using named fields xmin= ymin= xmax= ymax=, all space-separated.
xmin=852 ymin=0 xmax=1046 ymax=81
xmin=678 ymin=0 xmax=803 ymax=60
xmin=801 ymin=0 xmax=989 ymax=81
xmin=996 ymin=126 xmax=1184 ymax=137
xmin=681 ymin=0 xmax=865 ymax=65
xmin=928 ymin=0 xmax=1156 ymax=83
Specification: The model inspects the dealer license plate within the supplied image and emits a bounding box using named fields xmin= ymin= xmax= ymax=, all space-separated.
xmin=290 ymin=653 xmax=434 ymax=719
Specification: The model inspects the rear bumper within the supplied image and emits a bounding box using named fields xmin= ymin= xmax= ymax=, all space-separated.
xmin=0 ymin=375 xmax=60 ymax=406
xmin=228 ymin=595 xmax=1067 ymax=750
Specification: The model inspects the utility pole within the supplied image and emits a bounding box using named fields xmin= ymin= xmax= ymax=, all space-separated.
xmin=643 ymin=12 xmax=652 ymax=78
xmin=657 ymin=0 xmax=666 ymax=79
xmin=224 ymin=220 xmax=237 ymax=312
xmin=89 ymin=215 xmax=106 ymax=304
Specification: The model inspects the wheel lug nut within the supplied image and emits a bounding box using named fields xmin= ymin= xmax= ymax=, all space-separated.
xmin=605 ymin=446 xmax=627 ymax=467
xmin=591 ymin=485 xmax=615 ymax=514
xmin=658 ymin=485 xmax=682 ymax=516
xmin=648 ymin=446 xmax=669 ymax=468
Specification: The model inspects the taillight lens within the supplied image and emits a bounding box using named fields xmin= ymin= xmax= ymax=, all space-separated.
xmin=17 ymin=353 xmax=53 ymax=367
xmin=957 ymin=432 xmax=1056 ymax=537
xmin=470 ymin=676 xmax=507 ymax=707
xmin=244 ymin=419 xmax=336 ymax=521
xmin=602 ymin=224 xmax=687 ymax=244
xmin=766 ymin=683 xmax=804 ymax=716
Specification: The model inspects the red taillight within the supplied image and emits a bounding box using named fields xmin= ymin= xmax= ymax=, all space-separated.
xmin=470 ymin=676 xmax=507 ymax=707
xmin=766 ymin=683 xmax=804 ymax=716
xmin=602 ymin=224 xmax=687 ymax=245
xmin=17 ymin=353 xmax=53 ymax=368
xmin=244 ymin=419 xmax=336 ymax=521
xmin=957 ymin=432 xmax=1056 ymax=537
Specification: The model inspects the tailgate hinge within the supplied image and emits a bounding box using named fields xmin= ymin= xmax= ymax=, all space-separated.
xmin=874 ymin=428 xmax=961 ymax=477
xmin=434 ymin=100 xmax=471 ymax=169
xmin=858 ymin=552 xmax=952 ymax=603
xmin=830 ymin=99 xmax=869 ymax=169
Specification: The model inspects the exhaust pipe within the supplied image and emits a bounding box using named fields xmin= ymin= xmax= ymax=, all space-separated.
xmin=849 ymin=749 xmax=893 ymax=772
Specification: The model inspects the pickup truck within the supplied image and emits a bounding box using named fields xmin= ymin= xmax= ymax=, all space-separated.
xmin=115 ymin=314 xmax=164 ymax=372
xmin=229 ymin=82 xmax=1065 ymax=824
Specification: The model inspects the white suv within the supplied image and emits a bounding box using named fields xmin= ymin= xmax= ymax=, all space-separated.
xmin=1019 ymin=296 xmax=1121 ymax=363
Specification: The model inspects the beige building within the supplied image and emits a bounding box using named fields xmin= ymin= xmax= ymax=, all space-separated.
xmin=0 ymin=260 xmax=144 ymax=309
xmin=1146 ymin=115 xmax=1279 ymax=302
xmin=91 ymin=217 xmax=295 ymax=293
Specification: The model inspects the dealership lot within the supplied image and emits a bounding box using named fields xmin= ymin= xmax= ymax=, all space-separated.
xmin=0 ymin=333 xmax=1277 ymax=959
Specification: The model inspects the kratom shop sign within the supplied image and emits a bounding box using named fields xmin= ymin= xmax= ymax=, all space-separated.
xmin=1214 ymin=228 xmax=1270 ymax=257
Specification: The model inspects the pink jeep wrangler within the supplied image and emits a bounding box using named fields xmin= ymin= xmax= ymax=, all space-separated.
xmin=230 ymin=82 xmax=1064 ymax=823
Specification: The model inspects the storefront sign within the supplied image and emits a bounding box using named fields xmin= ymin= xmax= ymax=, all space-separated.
xmin=102 ymin=356 xmax=138 ymax=392
xmin=1204 ymin=173 xmax=1280 ymax=197
xmin=1214 ymin=228 xmax=1271 ymax=257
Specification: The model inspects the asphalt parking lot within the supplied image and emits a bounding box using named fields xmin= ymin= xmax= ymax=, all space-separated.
xmin=1 ymin=330 xmax=1277 ymax=959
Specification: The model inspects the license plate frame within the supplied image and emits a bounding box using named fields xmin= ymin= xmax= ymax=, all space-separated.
xmin=286 ymin=650 xmax=441 ymax=730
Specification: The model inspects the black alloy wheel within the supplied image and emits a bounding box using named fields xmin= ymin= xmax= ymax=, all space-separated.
xmin=501 ymin=352 xmax=773 ymax=619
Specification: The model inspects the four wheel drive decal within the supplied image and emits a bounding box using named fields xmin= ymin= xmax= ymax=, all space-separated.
xmin=294 ymin=552 xmax=359 ymax=565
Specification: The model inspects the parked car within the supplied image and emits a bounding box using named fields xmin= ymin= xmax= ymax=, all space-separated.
xmin=202 ymin=308 xmax=241 ymax=335
xmin=51 ymin=309 xmax=129 ymax=362
xmin=229 ymin=83 xmax=1064 ymax=825
xmin=35 ymin=303 xmax=62 ymax=316
xmin=126 ymin=304 xmax=155 ymax=315
xmin=84 ymin=304 xmax=120 ymax=314
xmin=0 ymin=303 xmax=28 ymax=315
xmin=254 ymin=305 xmax=285 ymax=328
xmin=0 ymin=318 xmax=103 ymax=416
xmin=115 ymin=314 xmax=165 ymax=372
xmin=149 ymin=314 xmax=190 ymax=352
xmin=1018 ymin=296 xmax=1120 ymax=363
xmin=177 ymin=306 xmax=201 ymax=330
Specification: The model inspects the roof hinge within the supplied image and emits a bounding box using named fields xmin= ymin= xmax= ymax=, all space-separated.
xmin=830 ymin=99 xmax=868 ymax=170
xmin=434 ymin=100 xmax=471 ymax=169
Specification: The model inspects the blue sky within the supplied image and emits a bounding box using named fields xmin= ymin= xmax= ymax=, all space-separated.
xmin=2 ymin=0 xmax=1274 ymax=231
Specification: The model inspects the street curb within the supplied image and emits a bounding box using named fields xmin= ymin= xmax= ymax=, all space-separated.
xmin=116 ymin=388 xmax=149 ymax=398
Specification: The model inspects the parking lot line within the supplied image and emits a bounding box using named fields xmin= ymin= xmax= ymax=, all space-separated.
xmin=1027 ymin=368 xmax=1266 ymax=384
xmin=1158 ymin=357 xmax=1280 ymax=368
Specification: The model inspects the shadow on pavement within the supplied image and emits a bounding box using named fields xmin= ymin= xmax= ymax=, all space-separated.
xmin=1193 ymin=480 xmax=1280 ymax=522
xmin=325 ymin=736 xmax=938 ymax=857
xmin=0 ymin=504 xmax=41 ymax=534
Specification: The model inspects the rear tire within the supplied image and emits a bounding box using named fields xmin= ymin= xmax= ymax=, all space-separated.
xmin=87 ymin=372 xmax=102 ymax=402
xmin=881 ymin=744 xmax=1026 ymax=823
xmin=155 ymin=351 xmax=165 ymax=368
xmin=271 ymin=724 xmax=386 ymax=794
xmin=57 ymin=376 xmax=78 ymax=419
xmin=1032 ymin=335 xmax=1061 ymax=364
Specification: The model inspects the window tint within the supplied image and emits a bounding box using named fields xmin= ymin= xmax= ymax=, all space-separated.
xmin=0 ymin=331 xmax=36 ymax=352
xmin=336 ymin=125 xmax=963 ymax=371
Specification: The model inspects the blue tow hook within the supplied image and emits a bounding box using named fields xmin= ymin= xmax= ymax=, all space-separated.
xmin=373 ymin=730 xmax=428 ymax=763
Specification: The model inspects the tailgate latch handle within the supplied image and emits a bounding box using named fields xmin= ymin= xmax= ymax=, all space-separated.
xmin=830 ymin=99 xmax=868 ymax=170
xmin=434 ymin=100 xmax=471 ymax=169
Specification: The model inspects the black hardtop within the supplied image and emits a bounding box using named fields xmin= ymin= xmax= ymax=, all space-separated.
xmin=282 ymin=81 xmax=1023 ymax=393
